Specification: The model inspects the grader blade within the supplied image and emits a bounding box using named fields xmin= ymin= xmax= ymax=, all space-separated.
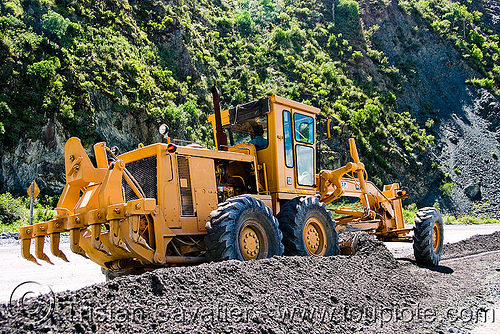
xmin=21 ymin=238 xmax=40 ymax=265
xmin=50 ymin=233 xmax=69 ymax=262
xmin=35 ymin=236 xmax=53 ymax=265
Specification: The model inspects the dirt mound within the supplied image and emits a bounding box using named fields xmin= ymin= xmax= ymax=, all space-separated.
xmin=2 ymin=232 xmax=499 ymax=333
xmin=1 ymin=235 xmax=427 ymax=333
xmin=442 ymin=231 xmax=500 ymax=260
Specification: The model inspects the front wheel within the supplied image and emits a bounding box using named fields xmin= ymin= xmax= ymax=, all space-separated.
xmin=204 ymin=196 xmax=284 ymax=261
xmin=413 ymin=207 xmax=444 ymax=266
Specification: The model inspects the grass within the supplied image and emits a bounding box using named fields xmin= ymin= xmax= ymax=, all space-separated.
xmin=326 ymin=199 xmax=363 ymax=219
xmin=0 ymin=219 xmax=24 ymax=233
xmin=403 ymin=203 xmax=418 ymax=225
xmin=442 ymin=215 xmax=500 ymax=225
xmin=0 ymin=209 xmax=56 ymax=233
xmin=404 ymin=202 xmax=500 ymax=225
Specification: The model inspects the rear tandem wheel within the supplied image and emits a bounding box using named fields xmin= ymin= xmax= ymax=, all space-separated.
xmin=277 ymin=196 xmax=339 ymax=257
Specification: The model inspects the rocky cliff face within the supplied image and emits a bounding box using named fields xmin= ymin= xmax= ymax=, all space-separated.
xmin=0 ymin=120 xmax=66 ymax=193
xmin=435 ymin=87 xmax=500 ymax=216
xmin=0 ymin=89 xmax=160 ymax=195
xmin=355 ymin=0 xmax=500 ymax=217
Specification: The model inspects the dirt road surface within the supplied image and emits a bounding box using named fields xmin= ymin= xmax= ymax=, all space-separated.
xmin=385 ymin=223 xmax=500 ymax=256
xmin=0 ymin=242 xmax=104 ymax=304
xmin=0 ymin=224 xmax=499 ymax=333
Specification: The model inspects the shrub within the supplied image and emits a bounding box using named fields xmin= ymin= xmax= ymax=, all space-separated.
xmin=425 ymin=118 xmax=434 ymax=129
xmin=272 ymin=27 xmax=289 ymax=44
xmin=27 ymin=59 xmax=58 ymax=78
xmin=235 ymin=11 xmax=255 ymax=36
xmin=335 ymin=0 xmax=362 ymax=40
xmin=0 ymin=193 xmax=27 ymax=225
xmin=467 ymin=77 xmax=494 ymax=89
xmin=33 ymin=207 xmax=55 ymax=224
xmin=42 ymin=11 xmax=70 ymax=40
xmin=4 ymin=1 xmax=23 ymax=17
xmin=403 ymin=203 xmax=418 ymax=224
xmin=352 ymin=50 xmax=363 ymax=60
xmin=440 ymin=182 xmax=454 ymax=196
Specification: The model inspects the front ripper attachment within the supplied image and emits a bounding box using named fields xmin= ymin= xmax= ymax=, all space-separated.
xmin=17 ymin=136 xmax=105 ymax=265
xmin=19 ymin=137 xmax=162 ymax=269
xmin=20 ymin=217 xmax=70 ymax=265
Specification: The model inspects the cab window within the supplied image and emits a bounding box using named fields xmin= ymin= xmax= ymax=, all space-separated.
xmin=296 ymin=145 xmax=314 ymax=186
xmin=283 ymin=110 xmax=293 ymax=167
xmin=294 ymin=113 xmax=314 ymax=144
xmin=225 ymin=115 xmax=268 ymax=150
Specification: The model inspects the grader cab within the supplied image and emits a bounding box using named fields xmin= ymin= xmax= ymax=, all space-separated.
xmin=19 ymin=92 xmax=444 ymax=277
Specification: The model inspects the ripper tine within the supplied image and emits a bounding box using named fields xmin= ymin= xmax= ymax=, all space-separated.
xmin=19 ymin=225 xmax=40 ymax=265
xmin=50 ymin=233 xmax=69 ymax=262
xmin=109 ymin=220 xmax=130 ymax=253
xmin=70 ymin=229 xmax=88 ymax=259
xmin=47 ymin=219 xmax=69 ymax=262
xmin=21 ymin=238 xmax=40 ymax=265
xmin=130 ymin=216 xmax=153 ymax=250
xmin=91 ymin=224 xmax=111 ymax=255
xmin=35 ymin=236 xmax=53 ymax=265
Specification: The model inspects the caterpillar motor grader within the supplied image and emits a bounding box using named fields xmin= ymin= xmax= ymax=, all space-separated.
xmin=19 ymin=89 xmax=444 ymax=277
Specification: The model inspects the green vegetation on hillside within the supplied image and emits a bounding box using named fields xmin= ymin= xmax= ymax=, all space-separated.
xmin=399 ymin=0 xmax=500 ymax=94
xmin=403 ymin=201 xmax=500 ymax=225
xmin=0 ymin=0 xmax=433 ymax=184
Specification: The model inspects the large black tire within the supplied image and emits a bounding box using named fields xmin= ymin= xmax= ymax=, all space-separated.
xmin=204 ymin=196 xmax=284 ymax=261
xmin=413 ymin=207 xmax=444 ymax=266
xmin=277 ymin=196 xmax=339 ymax=257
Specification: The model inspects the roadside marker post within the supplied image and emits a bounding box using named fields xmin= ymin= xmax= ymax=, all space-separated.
xmin=27 ymin=181 xmax=40 ymax=225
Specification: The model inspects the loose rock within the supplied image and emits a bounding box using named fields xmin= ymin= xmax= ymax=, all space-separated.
xmin=2 ymin=232 xmax=499 ymax=333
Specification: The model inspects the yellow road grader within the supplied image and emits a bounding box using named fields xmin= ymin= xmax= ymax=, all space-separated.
xmin=19 ymin=90 xmax=444 ymax=277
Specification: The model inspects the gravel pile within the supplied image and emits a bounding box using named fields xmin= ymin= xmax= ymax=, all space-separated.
xmin=1 ymin=232 xmax=499 ymax=333
xmin=442 ymin=231 xmax=500 ymax=260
